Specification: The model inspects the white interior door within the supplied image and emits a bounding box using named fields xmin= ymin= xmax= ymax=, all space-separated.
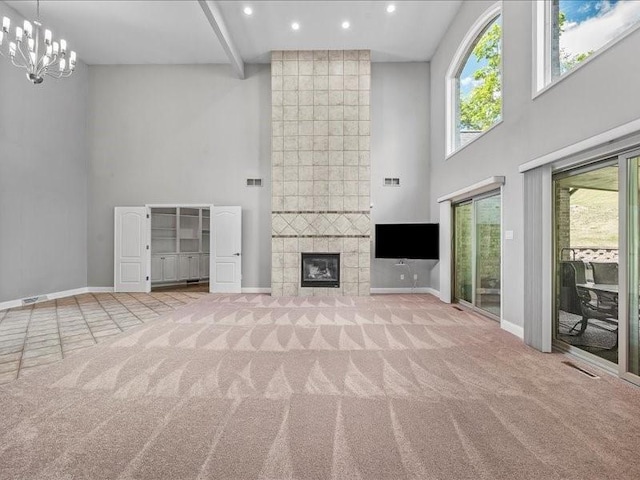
xmin=212 ymin=206 xmax=242 ymax=293
xmin=114 ymin=207 xmax=150 ymax=292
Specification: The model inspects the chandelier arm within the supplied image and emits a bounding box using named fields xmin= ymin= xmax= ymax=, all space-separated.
xmin=10 ymin=56 xmax=29 ymax=71
xmin=44 ymin=70 xmax=63 ymax=79
xmin=15 ymin=42 xmax=30 ymax=67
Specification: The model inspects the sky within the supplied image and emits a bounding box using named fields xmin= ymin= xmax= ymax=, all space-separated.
xmin=560 ymin=0 xmax=640 ymax=55
xmin=459 ymin=16 xmax=501 ymax=97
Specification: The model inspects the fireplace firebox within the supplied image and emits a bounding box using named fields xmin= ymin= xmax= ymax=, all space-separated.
xmin=301 ymin=253 xmax=340 ymax=288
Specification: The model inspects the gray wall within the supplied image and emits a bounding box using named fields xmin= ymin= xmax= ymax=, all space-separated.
xmin=370 ymin=62 xmax=433 ymax=288
xmin=87 ymin=64 xmax=272 ymax=288
xmin=0 ymin=2 xmax=89 ymax=302
xmin=88 ymin=61 xmax=431 ymax=291
xmin=428 ymin=0 xmax=640 ymax=326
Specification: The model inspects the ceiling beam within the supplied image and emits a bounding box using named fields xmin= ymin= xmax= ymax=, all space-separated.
xmin=198 ymin=0 xmax=245 ymax=79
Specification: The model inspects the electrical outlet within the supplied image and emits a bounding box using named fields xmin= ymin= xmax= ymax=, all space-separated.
xmin=413 ymin=274 xmax=418 ymax=280
xmin=400 ymin=274 xmax=405 ymax=280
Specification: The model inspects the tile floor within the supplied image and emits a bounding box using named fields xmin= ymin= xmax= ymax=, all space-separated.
xmin=0 ymin=291 xmax=207 ymax=384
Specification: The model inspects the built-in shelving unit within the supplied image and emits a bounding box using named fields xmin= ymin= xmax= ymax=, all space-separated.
xmin=150 ymin=208 xmax=177 ymax=254
xmin=150 ymin=206 xmax=210 ymax=287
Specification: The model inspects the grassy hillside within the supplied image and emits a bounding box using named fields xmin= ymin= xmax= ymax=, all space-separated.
xmin=570 ymin=189 xmax=618 ymax=248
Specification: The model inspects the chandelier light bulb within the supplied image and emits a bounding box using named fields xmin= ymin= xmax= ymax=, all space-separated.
xmin=243 ymin=6 xmax=253 ymax=16
xmin=342 ymin=21 xmax=350 ymax=29
xmin=2 ymin=16 xmax=10 ymax=32
xmin=291 ymin=22 xmax=300 ymax=31
xmin=60 ymin=38 xmax=66 ymax=53
xmin=52 ymin=41 xmax=59 ymax=55
xmin=28 ymin=38 xmax=34 ymax=52
xmin=0 ymin=31 xmax=3 ymax=46
xmin=59 ymin=58 xmax=66 ymax=71
xmin=24 ymin=20 xmax=32 ymax=38
xmin=15 ymin=26 xmax=23 ymax=41
xmin=9 ymin=41 xmax=16 ymax=56
xmin=44 ymin=29 xmax=51 ymax=45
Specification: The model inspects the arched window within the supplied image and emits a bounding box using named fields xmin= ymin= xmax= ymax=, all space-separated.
xmin=447 ymin=4 xmax=502 ymax=155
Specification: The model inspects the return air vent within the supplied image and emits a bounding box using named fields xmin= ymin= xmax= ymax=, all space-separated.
xmin=22 ymin=295 xmax=47 ymax=306
xmin=562 ymin=361 xmax=599 ymax=378
xmin=246 ymin=178 xmax=263 ymax=187
xmin=384 ymin=177 xmax=400 ymax=186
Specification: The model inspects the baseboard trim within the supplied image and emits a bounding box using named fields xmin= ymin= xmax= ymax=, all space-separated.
xmin=501 ymin=319 xmax=524 ymax=339
xmin=0 ymin=286 xmax=92 ymax=311
xmin=87 ymin=287 xmax=115 ymax=293
xmin=241 ymin=288 xmax=271 ymax=294
xmin=370 ymin=287 xmax=439 ymax=295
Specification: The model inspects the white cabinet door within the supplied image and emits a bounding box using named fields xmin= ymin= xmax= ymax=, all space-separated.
xmin=189 ymin=255 xmax=200 ymax=279
xmin=212 ymin=206 xmax=242 ymax=293
xmin=163 ymin=255 xmax=178 ymax=281
xmin=151 ymin=255 xmax=163 ymax=282
xmin=200 ymin=254 xmax=210 ymax=279
xmin=114 ymin=207 xmax=150 ymax=293
xmin=179 ymin=255 xmax=190 ymax=280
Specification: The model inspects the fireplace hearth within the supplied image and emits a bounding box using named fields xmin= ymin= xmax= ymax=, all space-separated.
xmin=301 ymin=253 xmax=340 ymax=288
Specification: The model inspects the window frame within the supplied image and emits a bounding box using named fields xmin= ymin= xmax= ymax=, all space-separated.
xmin=445 ymin=1 xmax=503 ymax=158
xmin=533 ymin=0 xmax=640 ymax=98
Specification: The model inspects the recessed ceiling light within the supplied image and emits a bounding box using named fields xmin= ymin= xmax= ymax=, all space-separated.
xmin=386 ymin=4 xmax=396 ymax=13
xmin=342 ymin=21 xmax=350 ymax=29
xmin=243 ymin=6 xmax=253 ymax=16
xmin=291 ymin=22 xmax=300 ymax=31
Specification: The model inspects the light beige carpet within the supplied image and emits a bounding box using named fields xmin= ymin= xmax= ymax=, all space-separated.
xmin=1 ymin=294 xmax=639 ymax=480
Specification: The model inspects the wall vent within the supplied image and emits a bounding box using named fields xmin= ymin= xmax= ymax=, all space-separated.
xmin=562 ymin=361 xmax=600 ymax=378
xmin=22 ymin=295 xmax=47 ymax=306
xmin=246 ymin=178 xmax=263 ymax=187
xmin=384 ymin=177 xmax=400 ymax=186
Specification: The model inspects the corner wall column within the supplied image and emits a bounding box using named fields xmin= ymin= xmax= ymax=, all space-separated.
xmin=523 ymin=165 xmax=553 ymax=352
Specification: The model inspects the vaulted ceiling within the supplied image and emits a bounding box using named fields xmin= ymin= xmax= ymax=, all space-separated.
xmin=5 ymin=0 xmax=462 ymax=65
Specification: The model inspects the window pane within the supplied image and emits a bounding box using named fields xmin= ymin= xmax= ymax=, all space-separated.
xmin=552 ymin=0 xmax=640 ymax=79
xmin=475 ymin=194 xmax=501 ymax=316
xmin=554 ymin=163 xmax=619 ymax=365
xmin=456 ymin=15 xmax=502 ymax=149
xmin=454 ymin=203 xmax=473 ymax=303
xmin=628 ymin=156 xmax=640 ymax=376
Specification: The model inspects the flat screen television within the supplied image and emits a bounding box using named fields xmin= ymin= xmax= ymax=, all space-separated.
xmin=375 ymin=223 xmax=439 ymax=260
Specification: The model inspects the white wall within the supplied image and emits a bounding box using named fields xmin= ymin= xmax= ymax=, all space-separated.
xmin=428 ymin=0 xmax=640 ymax=327
xmin=0 ymin=2 xmax=89 ymax=303
xmin=87 ymin=64 xmax=272 ymax=289
xmin=370 ymin=62 xmax=434 ymax=289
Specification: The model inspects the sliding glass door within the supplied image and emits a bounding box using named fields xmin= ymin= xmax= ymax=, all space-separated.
xmin=551 ymin=148 xmax=640 ymax=385
xmin=475 ymin=195 xmax=501 ymax=316
xmin=453 ymin=192 xmax=501 ymax=318
xmin=553 ymin=161 xmax=619 ymax=366
xmin=453 ymin=202 xmax=473 ymax=304
xmin=625 ymin=153 xmax=640 ymax=381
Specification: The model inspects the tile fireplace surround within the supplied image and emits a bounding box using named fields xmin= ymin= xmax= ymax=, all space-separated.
xmin=271 ymin=50 xmax=371 ymax=297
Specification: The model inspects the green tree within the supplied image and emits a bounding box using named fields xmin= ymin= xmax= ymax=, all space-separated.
xmin=558 ymin=10 xmax=593 ymax=74
xmin=459 ymin=21 xmax=502 ymax=131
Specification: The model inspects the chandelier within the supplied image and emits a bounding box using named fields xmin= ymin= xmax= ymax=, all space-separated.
xmin=0 ymin=0 xmax=76 ymax=84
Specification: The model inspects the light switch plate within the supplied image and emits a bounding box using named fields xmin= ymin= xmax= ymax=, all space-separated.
xmin=505 ymin=230 xmax=514 ymax=240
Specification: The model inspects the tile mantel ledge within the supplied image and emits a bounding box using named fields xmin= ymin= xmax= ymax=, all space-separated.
xmin=437 ymin=176 xmax=505 ymax=204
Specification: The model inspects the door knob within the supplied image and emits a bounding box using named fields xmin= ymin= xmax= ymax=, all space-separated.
xmin=233 ymin=253 xmax=241 ymax=256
